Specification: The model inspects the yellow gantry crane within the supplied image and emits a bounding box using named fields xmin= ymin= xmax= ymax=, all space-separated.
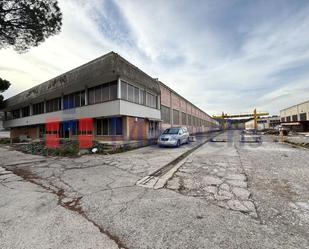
xmin=213 ymin=108 xmax=269 ymax=130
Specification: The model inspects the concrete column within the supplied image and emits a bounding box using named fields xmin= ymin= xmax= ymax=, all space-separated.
xmin=19 ymin=108 xmax=22 ymax=118
xmin=85 ymin=87 xmax=88 ymax=105
xmin=123 ymin=116 xmax=130 ymax=140
xmin=117 ymin=77 xmax=121 ymax=99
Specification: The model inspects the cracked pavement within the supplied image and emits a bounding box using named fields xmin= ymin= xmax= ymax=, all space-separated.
xmin=0 ymin=131 xmax=309 ymax=248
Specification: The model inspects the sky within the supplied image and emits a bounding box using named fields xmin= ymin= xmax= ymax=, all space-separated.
xmin=1 ymin=0 xmax=309 ymax=116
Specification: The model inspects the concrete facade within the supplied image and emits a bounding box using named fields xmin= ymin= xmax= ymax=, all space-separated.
xmin=159 ymin=83 xmax=218 ymax=134
xmin=280 ymin=100 xmax=309 ymax=131
xmin=1 ymin=52 xmax=218 ymax=141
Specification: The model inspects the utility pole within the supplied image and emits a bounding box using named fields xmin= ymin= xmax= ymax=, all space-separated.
xmin=253 ymin=108 xmax=257 ymax=130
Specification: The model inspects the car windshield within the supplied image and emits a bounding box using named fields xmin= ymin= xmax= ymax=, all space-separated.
xmin=163 ymin=128 xmax=180 ymax=134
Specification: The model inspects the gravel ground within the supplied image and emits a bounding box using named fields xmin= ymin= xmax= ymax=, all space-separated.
xmin=0 ymin=130 xmax=308 ymax=248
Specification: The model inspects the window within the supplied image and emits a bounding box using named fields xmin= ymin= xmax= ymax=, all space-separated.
xmin=110 ymin=82 xmax=117 ymax=100
xmin=81 ymin=91 xmax=85 ymax=106
xmin=33 ymin=102 xmax=44 ymax=115
xmin=139 ymin=90 xmax=145 ymax=105
xmin=88 ymin=81 xmax=118 ymax=105
xmin=134 ymin=87 xmax=139 ymax=103
xmin=97 ymin=120 xmax=102 ymax=135
xmin=21 ymin=106 xmax=30 ymax=117
xmin=300 ymin=113 xmax=307 ymax=121
xmin=173 ymin=109 xmax=179 ymax=125
xmin=161 ymin=105 xmax=170 ymax=123
xmin=46 ymin=98 xmax=61 ymax=113
xmin=102 ymin=84 xmax=109 ymax=102
xmin=286 ymin=116 xmax=291 ymax=122
xmin=188 ymin=114 xmax=192 ymax=125
xmin=281 ymin=117 xmax=285 ymax=122
xmin=146 ymin=92 xmax=157 ymax=108
xmin=121 ymin=81 xmax=127 ymax=100
xmin=74 ymin=93 xmax=81 ymax=108
xmin=12 ymin=109 xmax=20 ymax=119
xmin=182 ymin=112 xmax=187 ymax=125
xmin=64 ymin=91 xmax=85 ymax=109
xmin=96 ymin=117 xmax=122 ymax=135
xmin=95 ymin=86 xmax=101 ymax=103
xmin=292 ymin=115 xmax=298 ymax=121
xmin=128 ymin=84 xmax=134 ymax=102
xmin=88 ymin=88 xmax=95 ymax=105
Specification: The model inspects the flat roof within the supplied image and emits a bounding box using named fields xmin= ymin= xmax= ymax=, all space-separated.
xmin=2 ymin=52 xmax=161 ymax=110
xmin=280 ymin=99 xmax=309 ymax=112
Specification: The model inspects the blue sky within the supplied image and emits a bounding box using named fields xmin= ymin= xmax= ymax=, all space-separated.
xmin=1 ymin=0 xmax=309 ymax=115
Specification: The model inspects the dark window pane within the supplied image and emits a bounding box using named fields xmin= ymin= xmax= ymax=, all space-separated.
xmin=69 ymin=94 xmax=74 ymax=108
xmin=12 ymin=109 xmax=20 ymax=119
xmin=22 ymin=106 xmax=30 ymax=117
xmin=97 ymin=120 xmax=102 ymax=135
xmin=63 ymin=95 xmax=69 ymax=109
xmin=80 ymin=91 xmax=85 ymax=106
xmin=139 ymin=90 xmax=145 ymax=105
xmin=121 ymin=81 xmax=127 ymax=100
xmin=110 ymin=81 xmax=117 ymax=100
xmin=75 ymin=92 xmax=81 ymax=107
xmin=102 ymin=83 xmax=109 ymax=102
xmin=95 ymin=86 xmax=101 ymax=104
xmin=128 ymin=84 xmax=134 ymax=102
xmin=88 ymin=88 xmax=95 ymax=105
xmin=300 ymin=113 xmax=307 ymax=121
xmin=134 ymin=87 xmax=139 ymax=103
xmin=33 ymin=102 xmax=44 ymax=115
xmin=103 ymin=119 xmax=108 ymax=135
xmin=116 ymin=117 xmax=122 ymax=135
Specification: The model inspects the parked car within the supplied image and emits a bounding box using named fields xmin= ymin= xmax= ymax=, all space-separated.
xmin=157 ymin=127 xmax=189 ymax=147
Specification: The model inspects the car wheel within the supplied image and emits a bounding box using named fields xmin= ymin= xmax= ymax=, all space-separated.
xmin=176 ymin=140 xmax=180 ymax=147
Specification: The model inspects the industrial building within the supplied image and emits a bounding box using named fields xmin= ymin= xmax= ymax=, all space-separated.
xmin=280 ymin=100 xmax=309 ymax=131
xmin=245 ymin=116 xmax=280 ymax=130
xmin=1 ymin=52 xmax=218 ymax=142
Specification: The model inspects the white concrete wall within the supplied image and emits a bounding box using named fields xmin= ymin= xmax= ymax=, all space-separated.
xmin=3 ymin=100 xmax=160 ymax=128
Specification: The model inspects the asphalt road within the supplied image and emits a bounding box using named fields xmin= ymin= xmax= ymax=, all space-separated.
xmin=0 ymin=130 xmax=308 ymax=248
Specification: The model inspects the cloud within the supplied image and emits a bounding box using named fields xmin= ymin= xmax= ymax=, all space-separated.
xmin=0 ymin=0 xmax=309 ymax=116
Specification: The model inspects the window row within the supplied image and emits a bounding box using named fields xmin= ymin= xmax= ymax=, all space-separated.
xmin=88 ymin=81 xmax=117 ymax=105
xmin=96 ymin=117 xmax=123 ymax=136
xmin=64 ymin=91 xmax=85 ymax=109
xmin=33 ymin=102 xmax=44 ymax=115
xmin=161 ymin=106 xmax=213 ymax=127
xmin=121 ymin=81 xmax=157 ymax=108
xmin=46 ymin=97 xmax=61 ymax=113
xmin=282 ymin=113 xmax=308 ymax=122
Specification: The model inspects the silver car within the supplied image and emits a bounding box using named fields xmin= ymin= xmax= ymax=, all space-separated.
xmin=157 ymin=127 xmax=190 ymax=147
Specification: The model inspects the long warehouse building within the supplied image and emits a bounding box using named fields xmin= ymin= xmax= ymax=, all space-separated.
xmin=280 ymin=100 xmax=309 ymax=131
xmin=1 ymin=52 xmax=219 ymax=141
